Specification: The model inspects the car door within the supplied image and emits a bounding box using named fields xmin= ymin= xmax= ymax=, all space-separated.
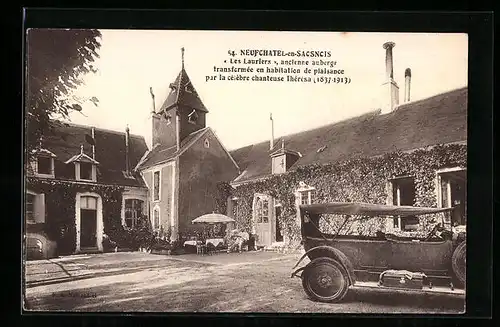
xmin=335 ymin=239 xmax=391 ymax=270
xmin=388 ymin=238 xmax=453 ymax=273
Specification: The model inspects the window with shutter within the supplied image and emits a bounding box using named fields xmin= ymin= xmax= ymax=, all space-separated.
xmin=26 ymin=194 xmax=35 ymax=223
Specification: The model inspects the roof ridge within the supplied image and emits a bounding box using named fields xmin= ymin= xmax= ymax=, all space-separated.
xmin=230 ymin=110 xmax=381 ymax=152
xmin=58 ymin=121 xmax=146 ymax=139
xmin=394 ymin=86 xmax=467 ymax=111
xmin=174 ymin=68 xmax=184 ymax=105
xmin=230 ymin=86 xmax=467 ymax=152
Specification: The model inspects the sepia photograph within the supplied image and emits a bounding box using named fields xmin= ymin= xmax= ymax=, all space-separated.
xmin=23 ymin=29 xmax=468 ymax=313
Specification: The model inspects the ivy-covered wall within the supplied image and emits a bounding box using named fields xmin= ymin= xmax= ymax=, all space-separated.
xmin=25 ymin=177 xmax=127 ymax=255
xmin=216 ymin=144 xmax=466 ymax=245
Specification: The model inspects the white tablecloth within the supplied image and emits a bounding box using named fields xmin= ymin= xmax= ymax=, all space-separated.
xmin=206 ymin=238 xmax=224 ymax=247
xmin=183 ymin=241 xmax=198 ymax=247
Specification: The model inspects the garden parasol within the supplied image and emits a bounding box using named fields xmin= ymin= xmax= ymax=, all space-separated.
xmin=192 ymin=213 xmax=235 ymax=224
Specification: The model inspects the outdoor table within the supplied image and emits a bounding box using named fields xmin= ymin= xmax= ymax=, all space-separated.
xmin=183 ymin=240 xmax=198 ymax=247
xmin=206 ymin=238 xmax=224 ymax=248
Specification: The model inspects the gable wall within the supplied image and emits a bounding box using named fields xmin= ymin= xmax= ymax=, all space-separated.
xmin=178 ymin=130 xmax=238 ymax=236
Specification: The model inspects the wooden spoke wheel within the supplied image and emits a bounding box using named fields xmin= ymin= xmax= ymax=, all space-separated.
xmin=452 ymin=241 xmax=466 ymax=286
xmin=302 ymin=257 xmax=350 ymax=303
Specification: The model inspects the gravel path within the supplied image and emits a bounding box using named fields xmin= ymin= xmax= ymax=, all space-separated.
xmin=24 ymin=252 xmax=465 ymax=313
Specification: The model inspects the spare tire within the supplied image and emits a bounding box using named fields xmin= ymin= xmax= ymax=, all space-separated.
xmin=451 ymin=240 xmax=466 ymax=286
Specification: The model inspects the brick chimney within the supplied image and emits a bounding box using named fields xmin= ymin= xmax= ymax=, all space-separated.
xmin=404 ymin=68 xmax=412 ymax=102
xmin=381 ymin=42 xmax=399 ymax=114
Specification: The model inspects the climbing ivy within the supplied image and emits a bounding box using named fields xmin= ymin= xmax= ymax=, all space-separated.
xmin=25 ymin=177 xmax=127 ymax=254
xmin=216 ymin=144 xmax=466 ymax=245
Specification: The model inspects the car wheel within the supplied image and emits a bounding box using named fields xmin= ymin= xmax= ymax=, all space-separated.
xmin=302 ymin=257 xmax=349 ymax=303
xmin=452 ymin=241 xmax=466 ymax=286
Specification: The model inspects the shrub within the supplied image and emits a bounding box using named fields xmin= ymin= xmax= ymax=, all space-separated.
xmin=129 ymin=215 xmax=155 ymax=250
xmin=102 ymin=234 xmax=117 ymax=252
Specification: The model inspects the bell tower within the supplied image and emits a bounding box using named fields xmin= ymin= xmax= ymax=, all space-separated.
xmin=152 ymin=48 xmax=209 ymax=149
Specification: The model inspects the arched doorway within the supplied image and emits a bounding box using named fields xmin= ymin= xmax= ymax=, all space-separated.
xmin=80 ymin=195 xmax=98 ymax=249
xmin=76 ymin=192 xmax=103 ymax=252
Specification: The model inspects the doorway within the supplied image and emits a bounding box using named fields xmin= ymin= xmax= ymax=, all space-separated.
xmin=438 ymin=169 xmax=467 ymax=226
xmin=275 ymin=206 xmax=283 ymax=242
xmin=80 ymin=196 xmax=98 ymax=249
xmin=254 ymin=196 xmax=271 ymax=246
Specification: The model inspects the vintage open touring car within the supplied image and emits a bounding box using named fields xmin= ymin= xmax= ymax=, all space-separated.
xmin=291 ymin=202 xmax=466 ymax=303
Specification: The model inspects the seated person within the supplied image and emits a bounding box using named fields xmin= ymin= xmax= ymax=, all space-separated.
xmin=227 ymin=235 xmax=244 ymax=253
xmin=227 ymin=230 xmax=249 ymax=253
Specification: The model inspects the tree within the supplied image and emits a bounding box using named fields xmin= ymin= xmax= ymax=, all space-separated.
xmin=25 ymin=29 xmax=102 ymax=161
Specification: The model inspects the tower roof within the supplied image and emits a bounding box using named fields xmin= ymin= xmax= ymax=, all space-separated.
xmin=158 ymin=67 xmax=209 ymax=113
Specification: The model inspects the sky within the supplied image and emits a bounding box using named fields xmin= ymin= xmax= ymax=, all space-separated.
xmin=68 ymin=30 xmax=468 ymax=150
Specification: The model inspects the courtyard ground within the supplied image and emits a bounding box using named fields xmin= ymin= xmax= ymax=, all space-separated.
xmin=24 ymin=251 xmax=465 ymax=313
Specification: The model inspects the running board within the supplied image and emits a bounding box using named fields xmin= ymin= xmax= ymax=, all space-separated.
xmin=351 ymin=281 xmax=465 ymax=296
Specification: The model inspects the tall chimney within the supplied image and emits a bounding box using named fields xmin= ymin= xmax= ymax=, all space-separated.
xmin=150 ymin=87 xmax=158 ymax=149
xmin=383 ymin=42 xmax=395 ymax=80
xmin=91 ymin=127 xmax=96 ymax=159
xmin=381 ymin=42 xmax=399 ymax=114
xmin=125 ymin=125 xmax=130 ymax=173
xmin=404 ymin=68 xmax=412 ymax=102
xmin=269 ymin=113 xmax=274 ymax=150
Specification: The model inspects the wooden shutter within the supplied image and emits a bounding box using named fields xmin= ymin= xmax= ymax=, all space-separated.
xmin=34 ymin=193 xmax=45 ymax=223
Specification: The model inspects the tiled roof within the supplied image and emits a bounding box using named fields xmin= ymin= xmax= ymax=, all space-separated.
xmin=41 ymin=122 xmax=149 ymax=187
xmin=158 ymin=68 xmax=208 ymax=113
xmin=230 ymin=87 xmax=467 ymax=184
xmin=136 ymin=127 xmax=209 ymax=170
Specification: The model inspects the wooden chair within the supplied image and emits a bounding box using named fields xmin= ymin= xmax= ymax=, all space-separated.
xmin=206 ymin=242 xmax=216 ymax=255
xmin=196 ymin=240 xmax=209 ymax=255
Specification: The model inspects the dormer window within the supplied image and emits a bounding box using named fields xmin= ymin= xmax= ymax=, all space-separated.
xmin=65 ymin=145 xmax=99 ymax=182
xmin=188 ymin=110 xmax=198 ymax=124
xmin=37 ymin=157 xmax=52 ymax=175
xmin=32 ymin=149 xmax=56 ymax=178
xmin=271 ymin=155 xmax=286 ymax=174
xmin=80 ymin=162 xmax=93 ymax=180
xmin=270 ymin=140 xmax=300 ymax=175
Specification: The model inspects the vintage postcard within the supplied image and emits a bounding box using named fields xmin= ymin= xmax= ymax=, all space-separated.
xmin=23 ymin=29 xmax=468 ymax=313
